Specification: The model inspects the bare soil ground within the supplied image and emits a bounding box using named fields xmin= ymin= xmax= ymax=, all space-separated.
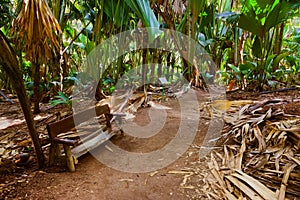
xmin=2 ymin=88 xmax=299 ymax=200
xmin=0 ymin=90 xmax=212 ymax=200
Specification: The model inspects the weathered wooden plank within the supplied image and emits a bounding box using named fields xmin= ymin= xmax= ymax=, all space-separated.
xmin=47 ymin=104 xmax=110 ymax=138
xmin=48 ymin=142 xmax=61 ymax=166
xmin=63 ymin=144 xmax=75 ymax=172
xmin=53 ymin=137 xmax=78 ymax=146
xmin=47 ymin=104 xmax=117 ymax=171
xmin=71 ymin=130 xmax=116 ymax=159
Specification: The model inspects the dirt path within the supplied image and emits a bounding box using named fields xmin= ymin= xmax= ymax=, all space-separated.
xmin=0 ymin=90 xmax=214 ymax=200
xmin=2 ymin=87 xmax=300 ymax=199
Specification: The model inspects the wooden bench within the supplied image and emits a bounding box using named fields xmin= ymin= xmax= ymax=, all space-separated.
xmin=46 ymin=104 xmax=117 ymax=172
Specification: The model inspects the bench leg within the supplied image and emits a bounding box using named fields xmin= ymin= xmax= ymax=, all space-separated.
xmin=63 ymin=144 xmax=75 ymax=172
xmin=49 ymin=142 xmax=61 ymax=166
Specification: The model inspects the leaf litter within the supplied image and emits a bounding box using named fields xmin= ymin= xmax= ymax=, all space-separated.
xmin=1 ymin=85 xmax=300 ymax=199
xmin=187 ymin=98 xmax=300 ymax=199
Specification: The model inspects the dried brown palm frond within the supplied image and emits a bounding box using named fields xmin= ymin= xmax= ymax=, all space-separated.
xmin=11 ymin=0 xmax=61 ymax=63
xmin=11 ymin=0 xmax=62 ymax=113
xmin=198 ymin=99 xmax=300 ymax=199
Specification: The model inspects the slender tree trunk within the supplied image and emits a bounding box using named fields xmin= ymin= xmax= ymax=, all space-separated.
xmin=0 ymin=31 xmax=45 ymax=168
xmin=32 ymin=62 xmax=41 ymax=113
xmin=239 ymin=31 xmax=247 ymax=64
xmin=170 ymin=55 xmax=175 ymax=81
xmin=274 ymin=23 xmax=284 ymax=56
xmin=233 ymin=26 xmax=239 ymax=66
xmin=158 ymin=50 xmax=162 ymax=78
xmin=142 ymin=49 xmax=148 ymax=86
xmin=274 ymin=23 xmax=284 ymax=55
xmin=150 ymin=51 xmax=156 ymax=82
xmin=166 ymin=53 xmax=171 ymax=80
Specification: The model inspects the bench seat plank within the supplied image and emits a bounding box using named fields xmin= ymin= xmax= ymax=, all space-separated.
xmin=53 ymin=137 xmax=78 ymax=146
xmin=72 ymin=130 xmax=116 ymax=159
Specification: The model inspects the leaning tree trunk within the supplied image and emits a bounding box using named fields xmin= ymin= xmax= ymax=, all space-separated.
xmin=0 ymin=31 xmax=45 ymax=168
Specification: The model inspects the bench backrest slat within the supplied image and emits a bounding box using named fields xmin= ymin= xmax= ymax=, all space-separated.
xmin=47 ymin=104 xmax=111 ymax=138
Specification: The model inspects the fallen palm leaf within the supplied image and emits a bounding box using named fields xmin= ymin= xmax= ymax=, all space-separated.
xmin=225 ymin=175 xmax=264 ymax=200
xmin=278 ymin=163 xmax=297 ymax=200
xmin=232 ymin=170 xmax=277 ymax=200
xmin=193 ymin=99 xmax=300 ymax=199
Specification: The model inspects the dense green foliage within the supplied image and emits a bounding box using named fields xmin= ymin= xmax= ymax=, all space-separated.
xmin=0 ymin=0 xmax=299 ymax=107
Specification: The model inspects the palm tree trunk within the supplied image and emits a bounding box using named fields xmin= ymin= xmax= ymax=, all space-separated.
xmin=0 ymin=31 xmax=45 ymax=168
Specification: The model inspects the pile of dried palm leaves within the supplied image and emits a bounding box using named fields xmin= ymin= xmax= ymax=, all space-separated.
xmin=201 ymin=99 xmax=300 ymax=199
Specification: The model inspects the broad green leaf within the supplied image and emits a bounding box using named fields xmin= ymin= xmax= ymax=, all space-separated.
xmin=273 ymin=52 xmax=291 ymax=67
xmin=217 ymin=11 xmax=240 ymax=24
xmin=125 ymin=0 xmax=162 ymax=43
xmin=256 ymin=0 xmax=274 ymax=11
xmin=265 ymin=1 xmax=300 ymax=31
xmin=103 ymin=0 xmax=130 ymax=28
xmin=56 ymin=92 xmax=69 ymax=101
xmin=252 ymin=36 xmax=262 ymax=58
xmin=239 ymin=0 xmax=300 ymax=36
xmin=238 ymin=8 xmax=261 ymax=35
xmin=239 ymin=63 xmax=253 ymax=75
xmin=228 ymin=64 xmax=239 ymax=73
xmin=266 ymin=54 xmax=276 ymax=69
